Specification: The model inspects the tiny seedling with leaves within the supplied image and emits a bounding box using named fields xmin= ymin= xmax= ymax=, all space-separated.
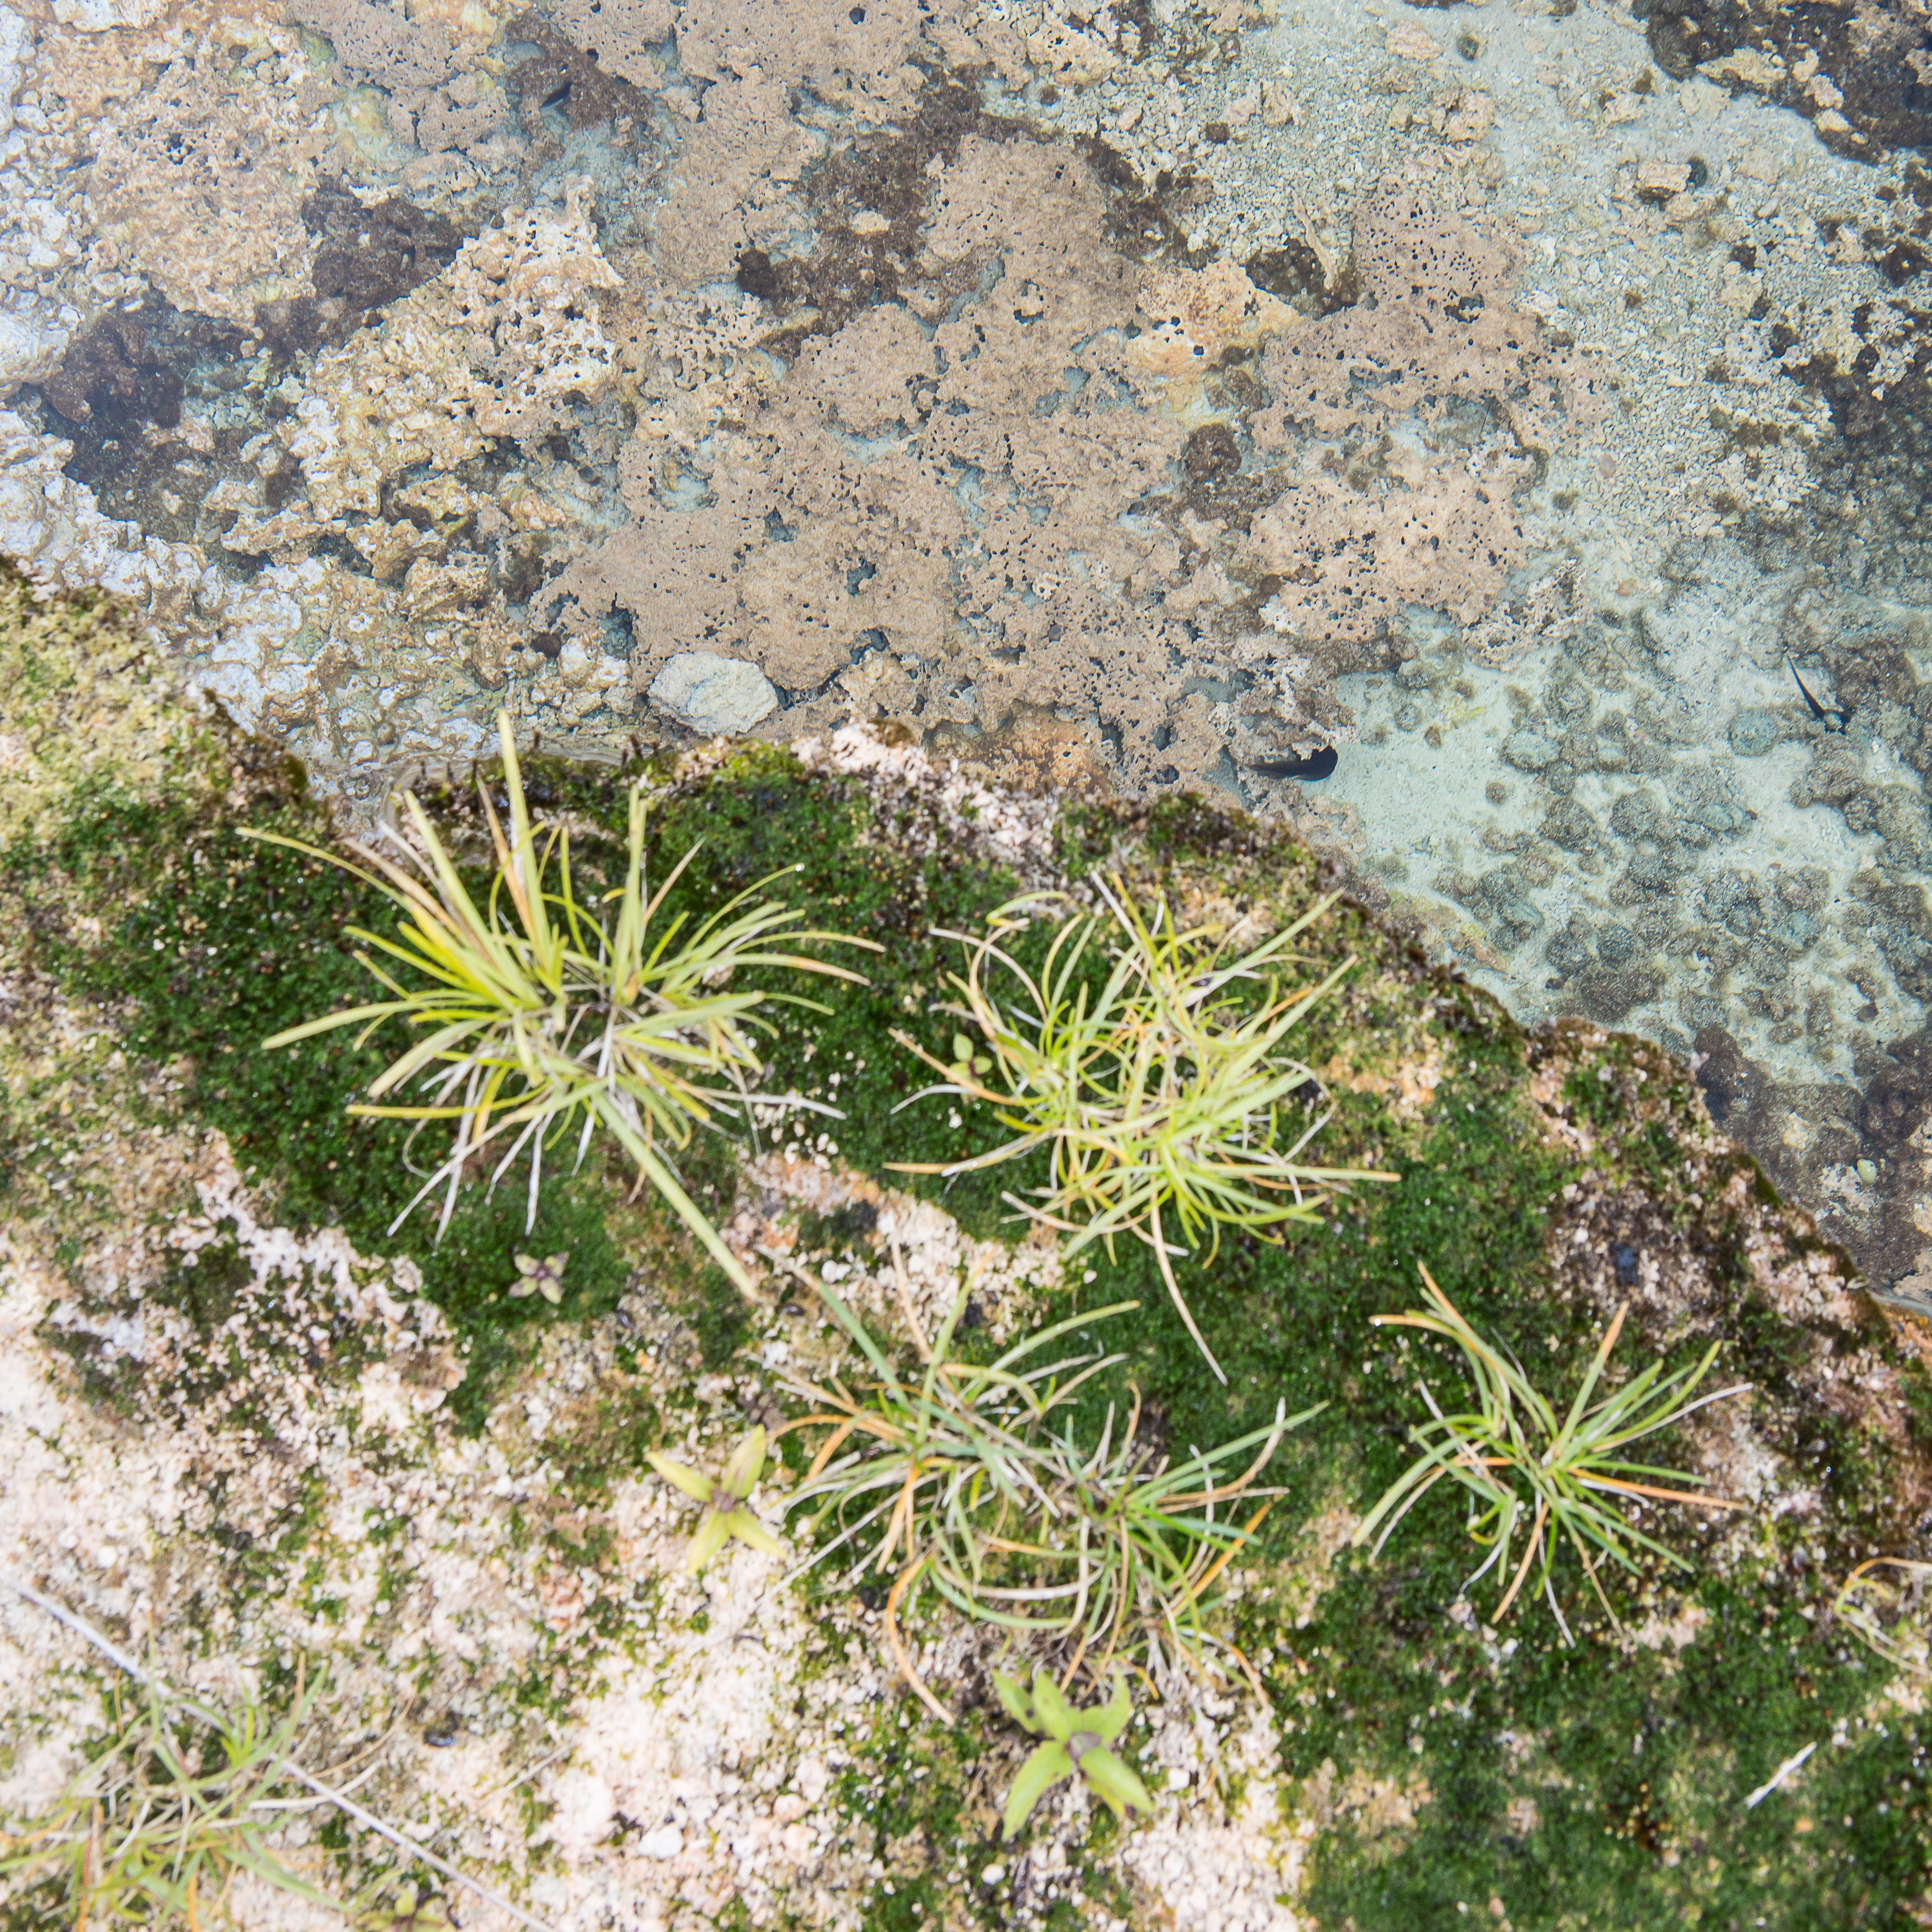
xmin=993 ymin=1668 xmax=1152 ymax=1839
xmin=649 ymin=1425 xmax=785 ymax=1574
xmin=890 ymin=880 xmax=1393 ymax=1381
xmin=245 ymin=713 xmax=876 ymax=1294
xmin=778 ymin=1279 xmax=1320 ymax=1716
xmin=508 ymin=1250 xmax=569 ymax=1305
xmin=1353 ymin=1264 xmax=1751 ymax=1640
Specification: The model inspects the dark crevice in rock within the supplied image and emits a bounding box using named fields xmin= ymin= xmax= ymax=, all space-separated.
xmin=747 ymin=66 xmax=1005 ymax=356
xmin=256 ymin=183 xmax=467 ymax=361
xmin=1632 ymin=0 xmax=1932 ymax=160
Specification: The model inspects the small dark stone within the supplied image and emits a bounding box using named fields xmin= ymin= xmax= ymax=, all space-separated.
xmin=42 ymin=319 xmax=165 ymax=428
xmin=1877 ymin=238 xmax=1932 ymax=287
xmin=1540 ymin=798 xmax=1598 ymax=852
xmin=1728 ymin=707 xmax=1782 ymax=757
xmin=505 ymin=9 xmax=653 ymax=136
xmin=737 ymin=247 xmax=781 ymax=300
xmin=1182 ymin=421 xmax=1242 ymax=481
xmin=1692 ymin=1024 xmax=1762 ymax=1131
xmin=1546 ymin=915 xmax=1594 ymax=978
xmin=1502 ymin=728 xmax=1560 ymax=771
xmin=1243 ymin=238 xmax=1348 ymax=315
xmin=1863 ymin=1028 xmax=1932 ymax=1152
xmin=306 ymin=181 xmax=462 ymax=315
xmin=1570 ymin=963 xmax=1662 ymax=1022
xmin=1609 ymin=788 xmax=1666 ymax=842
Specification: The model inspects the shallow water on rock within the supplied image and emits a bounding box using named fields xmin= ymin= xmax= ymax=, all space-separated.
xmin=0 ymin=0 xmax=1927 ymax=1289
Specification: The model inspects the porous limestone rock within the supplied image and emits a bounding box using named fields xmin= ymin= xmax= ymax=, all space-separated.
xmin=0 ymin=304 xmax=78 ymax=391
xmin=49 ymin=0 xmax=166 ymax=23
xmin=284 ymin=180 xmax=623 ymax=522
xmin=0 ymin=5 xmax=31 ymax=145
xmin=86 ymin=22 xmax=326 ymax=325
xmin=0 ymin=409 xmax=203 ymax=624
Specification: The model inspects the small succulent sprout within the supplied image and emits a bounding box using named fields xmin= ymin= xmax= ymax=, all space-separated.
xmin=948 ymin=1030 xmax=991 ymax=1084
xmin=508 ymin=1251 xmax=569 ymax=1304
xmin=380 ymin=1881 xmax=455 ymax=1931
xmin=648 ymin=1426 xmax=785 ymax=1574
xmin=993 ymin=1668 xmax=1152 ymax=1839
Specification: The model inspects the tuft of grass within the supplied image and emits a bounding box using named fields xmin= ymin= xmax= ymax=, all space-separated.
xmin=245 ymin=714 xmax=876 ymax=1294
xmin=778 ymin=1274 xmax=1321 ymax=1717
xmin=1353 ymin=1264 xmax=1752 ymax=1640
xmin=889 ymin=879 xmax=1393 ymax=1381
xmin=1832 ymin=1558 xmax=1932 ymax=1674
xmin=0 ymin=1668 xmax=338 ymax=1932
xmin=0 ymin=1577 xmax=550 ymax=1932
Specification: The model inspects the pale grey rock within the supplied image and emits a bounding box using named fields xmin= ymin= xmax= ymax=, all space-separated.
xmin=648 ymin=651 xmax=779 ymax=735
xmin=0 ymin=305 xmax=79 ymax=390
xmin=1728 ymin=707 xmax=1783 ymax=757
xmin=1501 ymin=727 xmax=1559 ymax=771
xmin=0 ymin=9 xmax=30 ymax=149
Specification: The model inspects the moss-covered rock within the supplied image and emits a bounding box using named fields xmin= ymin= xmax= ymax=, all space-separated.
xmin=4 ymin=565 xmax=1930 ymax=1930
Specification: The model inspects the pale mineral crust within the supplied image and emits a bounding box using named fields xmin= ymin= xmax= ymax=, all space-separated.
xmin=283 ymin=180 xmax=623 ymax=520
xmin=87 ymin=21 xmax=327 ymax=326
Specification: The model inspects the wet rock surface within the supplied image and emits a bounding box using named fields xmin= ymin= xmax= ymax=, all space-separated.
xmin=1693 ymin=1017 xmax=1932 ymax=1315
xmin=0 ymin=0 xmax=1929 ymax=1342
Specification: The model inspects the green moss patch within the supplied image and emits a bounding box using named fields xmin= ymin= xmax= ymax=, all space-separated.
xmin=9 ymin=592 xmax=1932 ymax=1929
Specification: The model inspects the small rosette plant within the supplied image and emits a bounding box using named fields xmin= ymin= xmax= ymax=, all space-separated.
xmin=507 ymin=1250 xmax=569 ymax=1305
xmin=648 ymin=1426 xmax=784 ymax=1574
xmin=993 ymin=1668 xmax=1152 ymax=1839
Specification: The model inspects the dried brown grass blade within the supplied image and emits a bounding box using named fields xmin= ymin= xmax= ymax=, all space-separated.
xmin=884 ymin=1558 xmax=954 ymax=1725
